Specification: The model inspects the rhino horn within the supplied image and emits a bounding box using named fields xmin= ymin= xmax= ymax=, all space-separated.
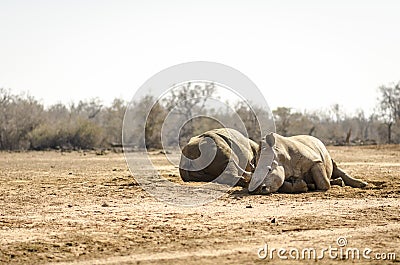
xmin=248 ymin=145 xmax=275 ymax=192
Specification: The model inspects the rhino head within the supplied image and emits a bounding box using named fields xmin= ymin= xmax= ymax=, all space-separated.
xmin=248 ymin=133 xmax=285 ymax=195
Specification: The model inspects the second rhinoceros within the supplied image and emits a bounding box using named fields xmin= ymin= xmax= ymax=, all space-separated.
xmin=249 ymin=133 xmax=368 ymax=194
xmin=179 ymin=128 xmax=258 ymax=187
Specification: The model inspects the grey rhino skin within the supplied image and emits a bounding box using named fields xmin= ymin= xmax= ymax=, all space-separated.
xmin=179 ymin=128 xmax=258 ymax=187
xmin=252 ymin=133 xmax=368 ymax=194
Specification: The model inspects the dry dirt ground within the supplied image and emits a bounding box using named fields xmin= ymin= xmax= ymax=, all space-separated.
xmin=1 ymin=145 xmax=400 ymax=264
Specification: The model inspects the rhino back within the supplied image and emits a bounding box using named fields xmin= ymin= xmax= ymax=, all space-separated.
xmin=273 ymin=134 xmax=333 ymax=179
xmin=203 ymin=128 xmax=258 ymax=173
xmin=211 ymin=128 xmax=258 ymax=169
xmin=180 ymin=128 xmax=257 ymax=182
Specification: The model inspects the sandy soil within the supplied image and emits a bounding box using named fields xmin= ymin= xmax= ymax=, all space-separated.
xmin=0 ymin=145 xmax=399 ymax=264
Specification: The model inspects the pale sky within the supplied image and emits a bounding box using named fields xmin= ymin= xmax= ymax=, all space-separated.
xmin=1 ymin=0 xmax=399 ymax=115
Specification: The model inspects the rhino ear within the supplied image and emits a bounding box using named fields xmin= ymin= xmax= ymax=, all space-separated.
xmin=265 ymin=133 xmax=275 ymax=147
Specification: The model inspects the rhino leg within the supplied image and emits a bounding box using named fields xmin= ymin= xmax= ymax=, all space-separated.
xmin=214 ymin=174 xmax=246 ymax=187
xmin=179 ymin=168 xmax=191 ymax=182
xmin=278 ymin=178 xmax=308 ymax=193
xmin=180 ymin=169 xmax=208 ymax=182
xmin=330 ymin=177 xmax=345 ymax=187
xmin=307 ymin=183 xmax=316 ymax=190
xmin=310 ymin=162 xmax=330 ymax=191
xmin=332 ymin=160 xmax=367 ymax=188
xmin=212 ymin=160 xmax=247 ymax=187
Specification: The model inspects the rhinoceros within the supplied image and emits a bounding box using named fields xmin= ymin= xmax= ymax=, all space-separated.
xmin=179 ymin=128 xmax=258 ymax=187
xmin=249 ymin=133 xmax=368 ymax=194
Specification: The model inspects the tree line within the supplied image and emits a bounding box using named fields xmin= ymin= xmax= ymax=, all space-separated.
xmin=0 ymin=81 xmax=399 ymax=151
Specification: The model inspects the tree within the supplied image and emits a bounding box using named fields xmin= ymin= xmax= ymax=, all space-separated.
xmin=102 ymin=98 xmax=126 ymax=146
xmin=163 ymin=82 xmax=216 ymax=145
xmin=330 ymin=104 xmax=343 ymax=123
xmin=234 ymin=102 xmax=260 ymax=141
xmin=69 ymin=98 xmax=103 ymax=120
xmin=377 ymin=82 xmax=400 ymax=143
xmin=273 ymin=107 xmax=292 ymax=136
xmin=0 ymin=89 xmax=43 ymax=150
xmin=145 ymin=100 xmax=167 ymax=149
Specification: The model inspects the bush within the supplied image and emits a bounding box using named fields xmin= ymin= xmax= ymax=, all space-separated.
xmin=68 ymin=119 xmax=103 ymax=149
xmin=29 ymin=124 xmax=59 ymax=150
xmin=29 ymin=119 xmax=103 ymax=150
